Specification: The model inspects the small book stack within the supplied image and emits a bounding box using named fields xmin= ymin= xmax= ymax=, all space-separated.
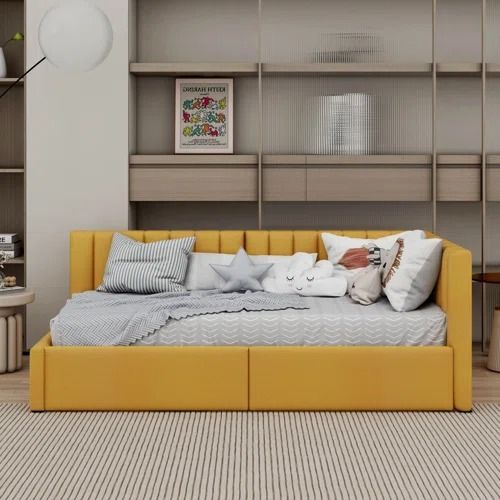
xmin=0 ymin=233 xmax=22 ymax=258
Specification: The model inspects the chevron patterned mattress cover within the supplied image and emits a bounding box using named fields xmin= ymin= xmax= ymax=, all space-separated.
xmin=133 ymin=296 xmax=447 ymax=347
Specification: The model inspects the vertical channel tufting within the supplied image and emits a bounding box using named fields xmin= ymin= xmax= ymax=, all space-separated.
xmin=246 ymin=231 xmax=269 ymax=255
xmin=144 ymin=231 xmax=170 ymax=243
xmin=194 ymin=231 xmax=220 ymax=253
xmin=269 ymin=232 xmax=294 ymax=255
xmin=293 ymin=231 xmax=319 ymax=255
xmin=220 ymin=231 xmax=244 ymax=254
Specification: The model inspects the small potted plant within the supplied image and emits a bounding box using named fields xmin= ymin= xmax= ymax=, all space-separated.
xmin=0 ymin=251 xmax=9 ymax=289
xmin=0 ymin=32 xmax=24 ymax=78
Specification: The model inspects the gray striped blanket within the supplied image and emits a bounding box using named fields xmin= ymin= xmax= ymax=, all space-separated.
xmin=50 ymin=290 xmax=308 ymax=346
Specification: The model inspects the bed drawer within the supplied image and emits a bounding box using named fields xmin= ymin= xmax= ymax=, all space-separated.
xmin=249 ymin=346 xmax=453 ymax=411
xmin=42 ymin=345 xmax=249 ymax=411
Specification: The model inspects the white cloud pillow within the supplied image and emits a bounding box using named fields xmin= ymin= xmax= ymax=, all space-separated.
xmin=321 ymin=230 xmax=426 ymax=267
xmin=184 ymin=252 xmax=317 ymax=291
xmin=262 ymin=253 xmax=318 ymax=294
xmin=383 ymin=238 xmax=443 ymax=312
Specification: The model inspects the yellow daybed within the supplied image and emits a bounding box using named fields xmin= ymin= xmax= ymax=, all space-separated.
xmin=30 ymin=230 xmax=472 ymax=412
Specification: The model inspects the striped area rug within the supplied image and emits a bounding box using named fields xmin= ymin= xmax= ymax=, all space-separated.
xmin=0 ymin=404 xmax=499 ymax=500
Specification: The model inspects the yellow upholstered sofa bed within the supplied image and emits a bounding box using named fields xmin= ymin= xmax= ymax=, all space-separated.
xmin=30 ymin=230 xmax=472 ymax=412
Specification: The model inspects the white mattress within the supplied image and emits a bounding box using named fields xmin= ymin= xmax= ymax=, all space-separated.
xmin=133 ymin=296 xmax=447 ymax=347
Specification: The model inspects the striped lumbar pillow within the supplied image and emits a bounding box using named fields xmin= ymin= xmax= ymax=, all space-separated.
xmin=97 ymin=233 xmax=196 ymax=294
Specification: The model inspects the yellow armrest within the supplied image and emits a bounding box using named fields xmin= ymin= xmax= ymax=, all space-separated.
xmin=434 ymin=241 xmax=472 ymax=411
xmin=30 ymin=333 xmax=52 ymax=411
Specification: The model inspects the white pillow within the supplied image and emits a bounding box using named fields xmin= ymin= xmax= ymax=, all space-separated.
xmin=383 ymin=238 xmax=443 ymax=312
xmin=321 ymin=230 xmax=426 ymax=266
xmin=262 ymin=253 xmax=318 ymax=293
xmin=184 ymin=252 xmax=317 ymax=290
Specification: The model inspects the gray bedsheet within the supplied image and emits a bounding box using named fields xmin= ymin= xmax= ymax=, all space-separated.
xmin=134 ymin=296 xmax=447 ymax=347
xmin=50 ymin=290 xmax=307 ymax=346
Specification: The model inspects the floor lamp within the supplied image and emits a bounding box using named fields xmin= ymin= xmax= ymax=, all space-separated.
xmin=0 ymin=0 xmax=113 ymax=99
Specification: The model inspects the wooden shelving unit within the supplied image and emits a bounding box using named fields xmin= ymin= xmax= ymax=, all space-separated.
xmin=129 ymin=0 xmax=500 ymax=348
xmin=0 ymin=0 xmax=25 ymax=304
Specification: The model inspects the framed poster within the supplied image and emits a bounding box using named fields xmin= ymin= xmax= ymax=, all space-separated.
xmin=175 ymin=78 xmax=234 ymax=154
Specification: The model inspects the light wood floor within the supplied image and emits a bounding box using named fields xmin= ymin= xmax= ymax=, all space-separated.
xmin=0 ymin=352 xmax=498 ymax=405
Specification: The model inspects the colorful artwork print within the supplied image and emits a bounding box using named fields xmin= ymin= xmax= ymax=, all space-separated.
xmin=175 ymin=79 xmax=233 ymax=153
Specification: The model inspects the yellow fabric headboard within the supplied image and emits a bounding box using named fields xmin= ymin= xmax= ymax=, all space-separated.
xmin=70 ymin=229 xmax=412 ymax=294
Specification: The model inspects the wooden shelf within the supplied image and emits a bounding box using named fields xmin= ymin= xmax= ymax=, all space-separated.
xmin=130 ymin=154 xmax=258 ymax=165
xmin=4 ymin=257 xmax=24 ymax=265
xmin=436 ymin=63 xmax=482 ymax=75
xmin=130 ymin=154 xmax=493 ymax=166
xmin=0 ymin=78 xmax=24 ymax=86
xmin=0 ymin=167 xmax=24 ymax=173
xmin=130 ymin=62 xmax=258 ymax=76
xmin=262 ymin=63 xmax=432 ymax=75
xmin=128 ymin=61 xmax=500 ymax=77
xmin=438 ymin=154 xmax=481 ymax=165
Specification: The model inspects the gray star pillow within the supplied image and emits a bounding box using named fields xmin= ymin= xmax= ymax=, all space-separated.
xmin=210 ymin=247 xmax=272 ymax=292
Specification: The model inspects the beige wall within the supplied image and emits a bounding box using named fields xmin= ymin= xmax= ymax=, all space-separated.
xmin=25 ymin=0 xmax=130 ymax=346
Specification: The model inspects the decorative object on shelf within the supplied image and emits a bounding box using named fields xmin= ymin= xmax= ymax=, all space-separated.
xmin=0 ymin=32 xmax=24 ymax=78
xmin=309 ymin=93 xmax=374 ymax=154
xmin=0 ymin=233 xmax=19 ymax=244
xmin=312 ymin=32 xmax=383 ymax=63
xmin=0 ymin=0 xmax=113 ymax=99
xmin=175 ymin=78 xmax=234 ymax=154
xmin=2 ymin=276 xmax=17 ymax=288
xmin=0 ymin=252 xmax=8 ymax=289
xmin=0 ymin=288 xmax=34 ymax=374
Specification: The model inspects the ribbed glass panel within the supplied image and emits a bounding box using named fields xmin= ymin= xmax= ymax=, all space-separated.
xmin=485 ymin=78 xmax=500 ymax=152
xmin=437 ymin=79 xmax=481 ymax=153
xmin=261 ymin=0 xmax=432 ymax=63
xmin=436 ymin=0 xmax=481 ymax=62
xmin=486 ymin=0 xmax=500 ymax=61
xmin=263 ymin=76 xmax=431 ymax=154
xmin=137 ymin=0 xmax=258 ymax=62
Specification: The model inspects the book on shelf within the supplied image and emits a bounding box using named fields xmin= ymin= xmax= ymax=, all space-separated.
xmin=0 ymin=242 xmax=22 ymax=251
xmin=0 ymin=233 xmax=20 ymax=244
xmin=0 ymin=248 xmax=22 ymax=258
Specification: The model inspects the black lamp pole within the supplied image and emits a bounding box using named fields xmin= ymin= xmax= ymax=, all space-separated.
xmin=0 ymin=57 xmax=46 ymax=99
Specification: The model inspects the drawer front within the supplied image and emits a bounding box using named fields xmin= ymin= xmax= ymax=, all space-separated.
xmin=487 ymin=168 xmax=500 ymax=201
xmin=307 ymin=167 xmax=431 ymax=201
xmin=249 ymin=346 xmax=453 ymax=411
xmin=437 ymin=168 xmax=480 ymax=202
xmin=130 ymin=167 xmax=257 ymax=201
xmin=263 ymin=167 xmax=306 ymax=201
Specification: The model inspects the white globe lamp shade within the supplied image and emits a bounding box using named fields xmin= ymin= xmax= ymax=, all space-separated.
xmin=38 ymin=0 xmax=113 ymax=72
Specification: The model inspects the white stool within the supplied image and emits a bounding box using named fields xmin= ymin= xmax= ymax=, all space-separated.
xmin=0 ymin=289 xmax=35 ymax=374
xmin=487 ymin=307 xmax=500 ymax=372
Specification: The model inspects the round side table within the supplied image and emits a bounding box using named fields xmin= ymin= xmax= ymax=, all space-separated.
xmin=473 ymin=273 xmax=500 ymax=372
xmin=0 ymin=289 xmax=34 ymax=374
